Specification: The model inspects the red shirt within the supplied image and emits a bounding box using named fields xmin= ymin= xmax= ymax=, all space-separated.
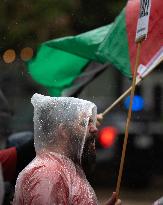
xmin=0 ymin=147 xmax=17 ymax=181
xmin=13 ymin=152 xmax=98 ymax=205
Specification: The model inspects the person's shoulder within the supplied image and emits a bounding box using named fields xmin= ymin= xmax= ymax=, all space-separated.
xmin=18 ymin=153 xmax=75 ymax=184
xmin=16 ymin=157 xmax=44 ymax=182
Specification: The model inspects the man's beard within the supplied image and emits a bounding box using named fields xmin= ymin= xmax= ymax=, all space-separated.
xmin=81 ymin=134 xmax=97 ymax=179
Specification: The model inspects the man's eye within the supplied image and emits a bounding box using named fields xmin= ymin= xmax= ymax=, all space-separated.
xmin=89 ymin=119 xmax=93 ymax=123
xmin=80 ymin=120 xmax=86 ymax=127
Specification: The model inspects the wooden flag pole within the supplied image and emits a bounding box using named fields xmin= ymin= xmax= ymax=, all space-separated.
xmin=101 ymin=79 xmax=140 ymax=117
xmin=99 ymin=0 xmax=152 ymax=201
xmin=101 ymin=54 xmax=162 ymax=117
xmin=94 ymin=0 xmax=152 ymax=201
xmin=115 ymin=41 xmax=142 ymax=199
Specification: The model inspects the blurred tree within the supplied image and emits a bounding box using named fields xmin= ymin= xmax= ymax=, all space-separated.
xmin=72 ymin=0 xmax=127 ymax=32
xmin=0 ymin=0 xmax=127 ymax=50
xmin=0 ymin=0 xmax=80 ymax=50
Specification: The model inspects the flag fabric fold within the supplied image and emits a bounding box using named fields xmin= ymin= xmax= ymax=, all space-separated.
xmin=27 ymin=0 xmax=163 ymax=96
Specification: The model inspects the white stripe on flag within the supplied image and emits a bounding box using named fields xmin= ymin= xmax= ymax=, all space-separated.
xmin=137 ymin=47 xmax=163 ymax=78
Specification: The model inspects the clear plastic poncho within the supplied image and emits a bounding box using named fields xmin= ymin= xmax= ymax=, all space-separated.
xmin=32 ymin=93 xmax=97 ymax=160
xmin=13 ymin=94 xmax=98 ymax=205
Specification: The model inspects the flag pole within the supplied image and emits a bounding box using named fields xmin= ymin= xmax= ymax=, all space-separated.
xmin=101 ymin=55 xmax=162 ymax=117
xmin=115 ymin=0 xmax=151 ymax=199
xmin=115 ymin=41 xmax=142 ymax=199
xmin=101 ymin=0 xmax=152 ymax=120
xmin=96 ymin=0 xmax=152 ymax=200
xmin=101 ymin=80 xmax=140 ymax=116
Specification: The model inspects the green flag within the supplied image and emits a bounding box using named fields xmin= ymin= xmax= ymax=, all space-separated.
xmin=27 ymin=0 xmax=163 ymax=96
xmin=27 ymin=9 xmax=130 ymax=96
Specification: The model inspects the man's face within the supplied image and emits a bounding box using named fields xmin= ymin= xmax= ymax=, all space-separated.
xmin=82 ymin=118 xmax=98 ymax=177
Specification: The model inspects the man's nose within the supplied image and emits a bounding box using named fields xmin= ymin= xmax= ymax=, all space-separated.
xmin=89 ymin=124 xmax=98 ymax=134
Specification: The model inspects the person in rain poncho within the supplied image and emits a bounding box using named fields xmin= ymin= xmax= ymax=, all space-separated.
xmin=13 ymin=93 xmax=121 ymax=205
